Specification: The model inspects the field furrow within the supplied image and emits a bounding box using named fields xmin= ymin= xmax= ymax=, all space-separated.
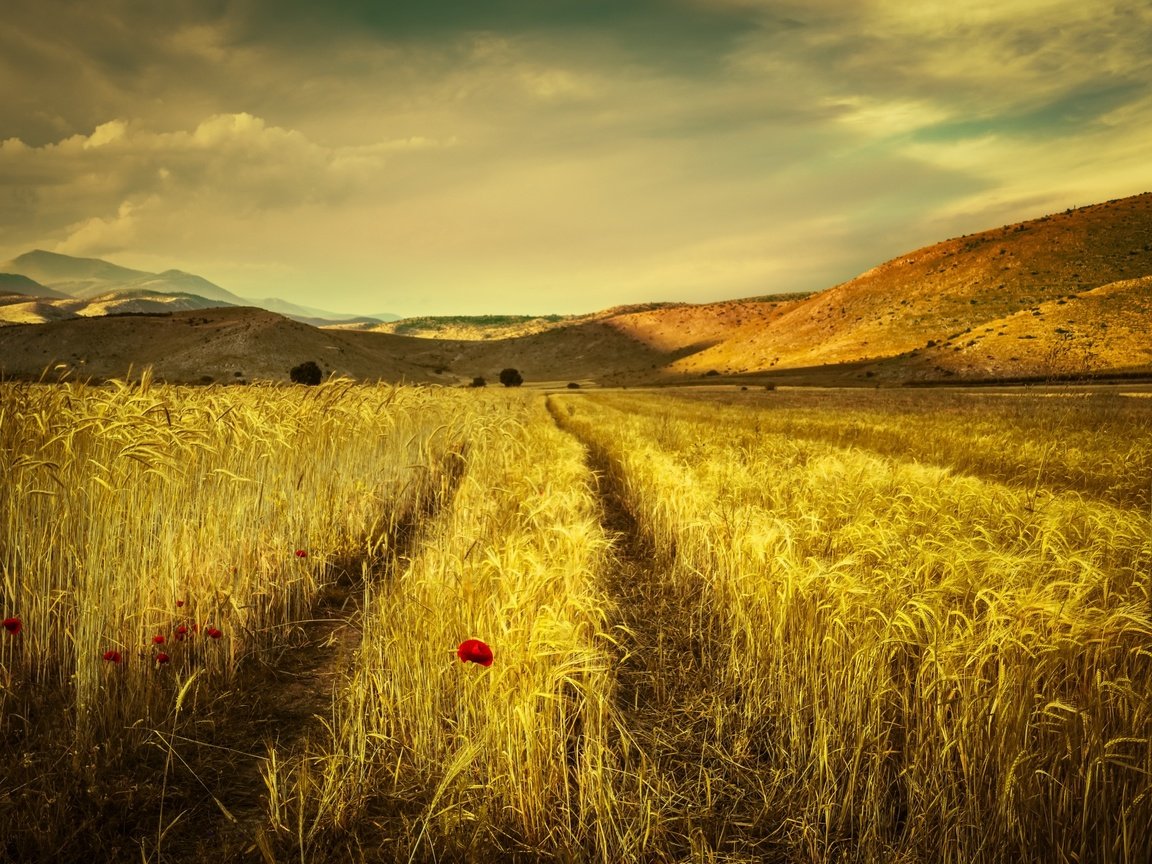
xmin=549 ymin=396 xmax=789 ymax=862
xmin=3 ymin=382 xmax=1150 ymax=862
xmin=0 ymin=380 xmax=472 ymax=860
xmin=550 ymin=390 xmax=1152 ymax=863
xmin=258 ymin=393 xmax=633 ymax=861
xmin=599 ymin=388 xmax=1152 ymax=511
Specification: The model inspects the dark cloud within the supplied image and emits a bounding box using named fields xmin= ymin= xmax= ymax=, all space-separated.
xmin=2 ymin=0 xmax=1151 ymax=314
xmin=229 ymin=0 xmax=765 ymax=70
xmin=913 ymin=80 xmax=1149 ymax=143
xmin=0 ymin=1 xmax=236 ymax=143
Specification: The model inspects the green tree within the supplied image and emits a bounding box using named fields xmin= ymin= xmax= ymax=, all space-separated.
xmin=499 ymin=368 xmax=523 ymax=387
xmin=290 ymin=361 xmax=323 ymax=386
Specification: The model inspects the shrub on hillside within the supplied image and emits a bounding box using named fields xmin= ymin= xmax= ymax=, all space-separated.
xmin=470 ymin=377 xmax=487 ymax=388
xmin=290 ymin=361 xmax=323 ymax=386
xmin=499 ymin=368 xmax=524 ymax=387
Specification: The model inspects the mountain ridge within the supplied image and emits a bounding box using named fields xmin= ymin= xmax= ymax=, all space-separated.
xmin=0 ymin=250 xmax=398 ymax=325
xmin=1 ymin=192 xmax=1149 ymax=385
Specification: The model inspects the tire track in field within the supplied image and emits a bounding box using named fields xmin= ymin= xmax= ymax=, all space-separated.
xmin=546 ymin=396 xmax=783 ymax=863
xmin=166 ymin=446 xmax=469 ymax=861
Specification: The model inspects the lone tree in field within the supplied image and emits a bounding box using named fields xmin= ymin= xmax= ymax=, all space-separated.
xmin=470 ymin=376 xmax=487 ymax=388
xmin=499 ymin=368 xmax=523 ymax=387
xmin=290 ymin=361 xmax=323 ymax=386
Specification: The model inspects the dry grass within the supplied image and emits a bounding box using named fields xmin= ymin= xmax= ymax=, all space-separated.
xmin=260 ymin=393 xmax=636 ymax=860
xmin=3 ymin=380 xmax=1150 ymax=862
xmin=645 ymin=387 xmax=1152 ymax=510
xmin=551 ymin=390 xmax=1152 ymax=862
xmin=0 ymin=376 xmax=469 ymax=858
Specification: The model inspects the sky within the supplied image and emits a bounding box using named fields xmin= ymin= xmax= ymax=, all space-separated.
xmin=2 ymin=0 xmax=1151 ymax=317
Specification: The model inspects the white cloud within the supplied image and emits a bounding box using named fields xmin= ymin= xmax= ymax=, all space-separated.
xmin=0 ymin=113 xmax=460 ymax=252
xmin=827 ymin=96 xmax=951 ymax=138
xmin=57 ymin=199 xmax=144 ymax=256
xmin=82 ymin=119 xmax=127 ymax=149
xmin=2 ymin=0 xmax=1151 ymax=315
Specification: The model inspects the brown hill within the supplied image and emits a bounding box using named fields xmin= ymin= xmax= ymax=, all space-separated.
xmin=0 ymin=293 xmax=83 ymax=325
xmin=0 ymin=272 xmax=67 ymax=299
xmin=0 ymin=307 xmax=444 ymax=384
xmin=0 ymin=289 xmax=232 ymax=327
xmin=611 ymin=193 xmax=1152 ymax=378
xmin=892 ymin=275 xmax=1152 ymax=381
xmin=2 ymin=193 xmax=1149 ymax=386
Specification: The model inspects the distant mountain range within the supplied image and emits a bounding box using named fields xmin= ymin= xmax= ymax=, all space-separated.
xmin=0 ymin=250 xmax=399 ymax=325
xmin=1 ymin=193 xmax=1149 ymax=386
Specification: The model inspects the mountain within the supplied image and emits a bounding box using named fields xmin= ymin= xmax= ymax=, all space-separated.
xmin=0 ymin=306 xmax=442 ymax=384
xmin=255 ymin=296 xmax=399 ymax=324
xmin=0 ymin=272 xmax=69 ymax=299
xmin=0 ymin=250 xmax=396 ymax=324
xmin=1 ymin=193 xmax=1149 ymax=385
xmin=594 ymin=192 xmax=1152 ymax=381
xmin=2 ymin=250 xmax=153 ymax=297
xmin=123 ymin=270 xmax=249 ymax=305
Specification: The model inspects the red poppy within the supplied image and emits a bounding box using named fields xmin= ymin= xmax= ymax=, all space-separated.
xmin=206 ymin=626 xmax=222 ymax=639
xmin=152 ymin=634 xmax=166 ymax=645
xmin=457 ymin=638 xmax=494 ymax=667
xmin=2 ymin=617 xmax=21 ymax=636
xmin=103 ymin=650 xmax=122 ymax=663
xmin=295 ymin=549 xmax=308 ymax=558
xmin=174 ymin=625 xmax=189 ymax=641
xmin=155 ymin=652 xmax=170 ymax=664
xmin=176 ymin=599 xmax=185 ymax=608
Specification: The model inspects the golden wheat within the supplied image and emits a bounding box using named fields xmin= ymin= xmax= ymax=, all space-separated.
xmin=3 ymin=381 xmax=1149 ymax=862
xmin=550 ymin=390 xmax=1152 ymax=862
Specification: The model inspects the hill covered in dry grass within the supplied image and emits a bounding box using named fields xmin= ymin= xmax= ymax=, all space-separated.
xmin=1 ymin=193 xmax=1149 ymax=385
xmin=600 ymin=193 xmax=1151 ymax=380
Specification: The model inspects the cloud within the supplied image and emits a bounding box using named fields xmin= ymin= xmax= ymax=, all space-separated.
xmin=56 ymin=200 xmax=144 ymax=257
xmin=1 ymin=0 xmax=1151 ymax=314
xmin=0 ymin=113 xmax=456 ymax=261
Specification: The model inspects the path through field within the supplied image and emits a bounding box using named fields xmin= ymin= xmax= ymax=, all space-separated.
xmin=157 ymin=560 xmax=366 ymax=857
xmin=167 ymin=456 xmax=466 ymax=860
xmin=548 ymin=398 xmax=782 ymax=861
xmin=7 ymin=385 xmax=1149 ymax=863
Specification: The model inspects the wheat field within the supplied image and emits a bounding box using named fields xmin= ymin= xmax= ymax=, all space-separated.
xmin=2 ymin=379 xmax=1150 ymax=862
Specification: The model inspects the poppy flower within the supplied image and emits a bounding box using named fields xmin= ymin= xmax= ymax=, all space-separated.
xmin=155 ymin=652 xmax=170 ymax=665
xmin=295 ymin=549 xmax=308 ymax=558
xmin=205 ymin=626 xmax=222 ymax=639
xmin=103 ymin=650 xmax=122 ymax=664
xmin=457 ymin=638 xmax=494 ymax=667
xmin=176 ymin=599 xmax=185 ymax=608
xmin=152 ymin=634 xmax=166 ymax=645
xmin=2 ymin=617 xmax=21 ymax=636
xmin=174 ymin=625 xmax=189 ymax=641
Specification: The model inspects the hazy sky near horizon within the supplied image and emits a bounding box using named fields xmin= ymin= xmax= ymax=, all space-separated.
xmin=2 ymin=0 xmax=1151 ymax=316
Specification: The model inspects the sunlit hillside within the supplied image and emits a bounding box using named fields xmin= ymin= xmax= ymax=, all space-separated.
xmin=1 ymin=194 xmax=1150 ymax=385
